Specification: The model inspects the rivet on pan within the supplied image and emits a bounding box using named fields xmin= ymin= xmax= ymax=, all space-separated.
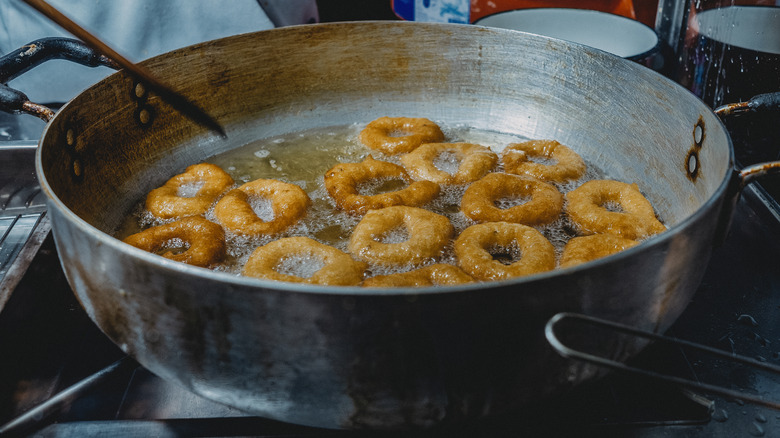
xmin=71 ymin=156 xmax=84 ymax=181
xmin=686 ymin=149 xmax=700 ymax=181
xmin=136 ymin=106 xmax=154 ymax=126
xmin=693 ymin=117 xmax=705 ymax=147
xmin=66 ymin=128 xmax=75 ymax=146
xmin=139 ymin=108 xmax=151 ymax=124
xmin=134 ymin=81 xmax=147 ymax=100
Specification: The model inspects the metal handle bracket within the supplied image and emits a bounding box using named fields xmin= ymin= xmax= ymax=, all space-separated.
xmin=545 ymin=312 xmax=780 ymax=411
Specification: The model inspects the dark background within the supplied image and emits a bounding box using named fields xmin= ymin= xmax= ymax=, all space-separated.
xmin=317 ymin=0 xmax=399 ymax=22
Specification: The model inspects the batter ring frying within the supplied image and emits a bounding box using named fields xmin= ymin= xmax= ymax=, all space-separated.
xmin=454 ymin=222 xmax=556 ymax=281
xmin=565 ymin=180 xmax=666 ymax=239
xmin=359 ymin=116 xmax=445 ymax=155
xmin=362 ymin=264 xmax=475 ymax=287
xmin=348 ymin=206 xmax=453 ymax=267
xmin=243 ymin=237 xmax=367 ymax=285
xmin=145 ymin=163 xmax=234 ymax=219
xmin=214 ymin=178 xmax=311 ymax=236
xmin=123 ymin=216 xmax=226 ymax=268
xmin=502 ymin=140 xmax=586 ymax=183
xmin=400 ymin=142 xmax=498 ymax=184
xmin=461 ymin=173 xmax=564 ymax=226
xmin=324 ymin=156 xmax=440 ymax=215
xmin=559 ymin=234 xmax=639 ymax=268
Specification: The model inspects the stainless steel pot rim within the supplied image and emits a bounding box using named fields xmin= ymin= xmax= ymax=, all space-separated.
xmin=32 ymin=20 xmax=736 ymax=296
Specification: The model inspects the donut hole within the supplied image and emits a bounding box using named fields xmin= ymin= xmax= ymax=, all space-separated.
xmin=488 ymin=243 xmax=521 ymax=265
xmin=376 ymin=225 xmax=410 ymax=244
xmin=387 ymin=128 xmax=415 ymax=138
xmin=274 ymin=253 xmax=326 ymax=278
xmin=433 ymin=150 xmax=462 ymax=175
xmin=600 ymin=200 xmax=625 ymax=214
xmin=494 ymin=195 xmax=530 ymax=209
xmin=528 ymin=155 xmax=557 ymax=166
xmin=176 ymin=179 xmax=206 ymax=198
xmin=357 ymin=177 xmax=408 ymax=196
xmin=248 ymin=195 xmax=275 ymax=221
xmin=156 ymin=237 xmax=190 ymax=256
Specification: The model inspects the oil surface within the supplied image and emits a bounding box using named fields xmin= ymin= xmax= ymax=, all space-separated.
xmin=117 ymin=122 xmax=621 ymax=278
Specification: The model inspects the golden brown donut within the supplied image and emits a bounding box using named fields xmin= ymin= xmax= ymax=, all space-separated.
xmin=460 ymin=173 xmax=564 ymax=226
xmin=559 ymin=234 xmax=639 ymax=268
xmin=565 ymin=180 xmax=666 ymax=240
xmin=454 ymin=222 xmax=556 ymax=281
xmin=214 ymin=179 xmax=311 ymax=236
xmin=400 ymin=142 xmax=498 ymax=185
xmin=324 ymin=156 xmax=440 ymax=215
xmin=123 ymin=216 xmax=226 ymax=268
xmin=243 ymin=237 xmax=367 ymax=286
xmin=145 ymin=163 xmax=234 ymax=219
xmin=362 ymin=264 xmax=475 ymax=287
xmin=359 ymin=116 xmax=445 ymax=155
xmin=348 ymin=206 xmax=453 ymax=267
xmin=502 ymin=139 xmax=586 ymax=183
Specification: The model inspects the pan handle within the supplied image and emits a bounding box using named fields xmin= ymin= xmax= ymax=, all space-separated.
xmin=545 ymin=312 xmax=780 ymax=411
xmin=0 ymin=37 xmax=118 ymax=121
xmin=714 ymin=91 xmax=780 ymax=186
xmin=714 ymin=92 xmax=780 ymax=117
xmin=709 ymin=92 xmax=780 ymax=245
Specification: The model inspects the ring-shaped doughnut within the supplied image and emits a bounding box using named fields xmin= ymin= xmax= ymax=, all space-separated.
xmin=460 ymin=173 xmax=564 ymax=226
xmin=560 ymin=234 xmax=639 ymax=268
xmin=565 ymin=180 xmax=666 ymax=239
xmin=123 ymin=216 xmax=226 ymax=267
xmin=348 ymin=206 xmax=453 ymax=267
xmin=400 ymin=142 xmax=498 ymax=184
xmin=214 ymin=179 xmax=311 ymax=236
xmin=454 ymin=222 xmax=555 ymax=281
xmin=243 ymin=237 xmax=366 ymax=286
xmin=145 ymin=163 xmax=234 ymax=219
xmin=325 ymin=156 xmax=440 ymax=215
xmin=359 ymin=117 xmax=445 ymax=155
xmin=502 ymin=140 xmax=586 ymax=183
xmin=362 ymin=264 xmax=475 ymax=287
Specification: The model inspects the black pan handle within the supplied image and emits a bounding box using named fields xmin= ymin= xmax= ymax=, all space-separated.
xmin=0 ymin=37 xmax=118 ymax=121
xmin=709 ymin=92 xmax=780 ymax=246
xmin=717 ymin=92 xmax=780 ymax=195
xmin=714 ymin=91 xmax=780 ymax=117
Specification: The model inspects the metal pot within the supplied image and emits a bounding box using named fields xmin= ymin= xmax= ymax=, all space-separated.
xmin=18 ymin=22 xmax=780 ymax=429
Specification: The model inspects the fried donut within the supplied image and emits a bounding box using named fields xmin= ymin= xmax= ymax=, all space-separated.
xmin=324 ymin=156 xmax=440 ymax=215
xmin=502 ymin=140 xmax=586 ymax=183
xmin=454 ymin=222 xmax=555 ymax=281
xmin=362 ymin=264 xmax=475 ymax=287
xmin=461 ymin=173 xmax=564 ymax=226
xmin=214 ymin=179 xmax=310 ymax=236
xmin=560 ymin=234 xmax=639 ymax=268
xmin=400 ymin=142 xmax=498 ymax=184
xmin=565 ymin=180 xmax=666 ymax=239
xmin=243 ymin=237 xmax=366 ymax=285
xmin=348 ymin=206 xmax=453 ymax=267
xmin=359 ymin=117 xmax=445 ymax=155
xmin=145 ymin=163 xmax=234 ymax=219
xmin=123 ymin=216 xmax=226 ymax=267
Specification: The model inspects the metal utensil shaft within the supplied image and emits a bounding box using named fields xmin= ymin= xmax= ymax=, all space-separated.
xmin=21 ymin=0 xmax=227 ymax=138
